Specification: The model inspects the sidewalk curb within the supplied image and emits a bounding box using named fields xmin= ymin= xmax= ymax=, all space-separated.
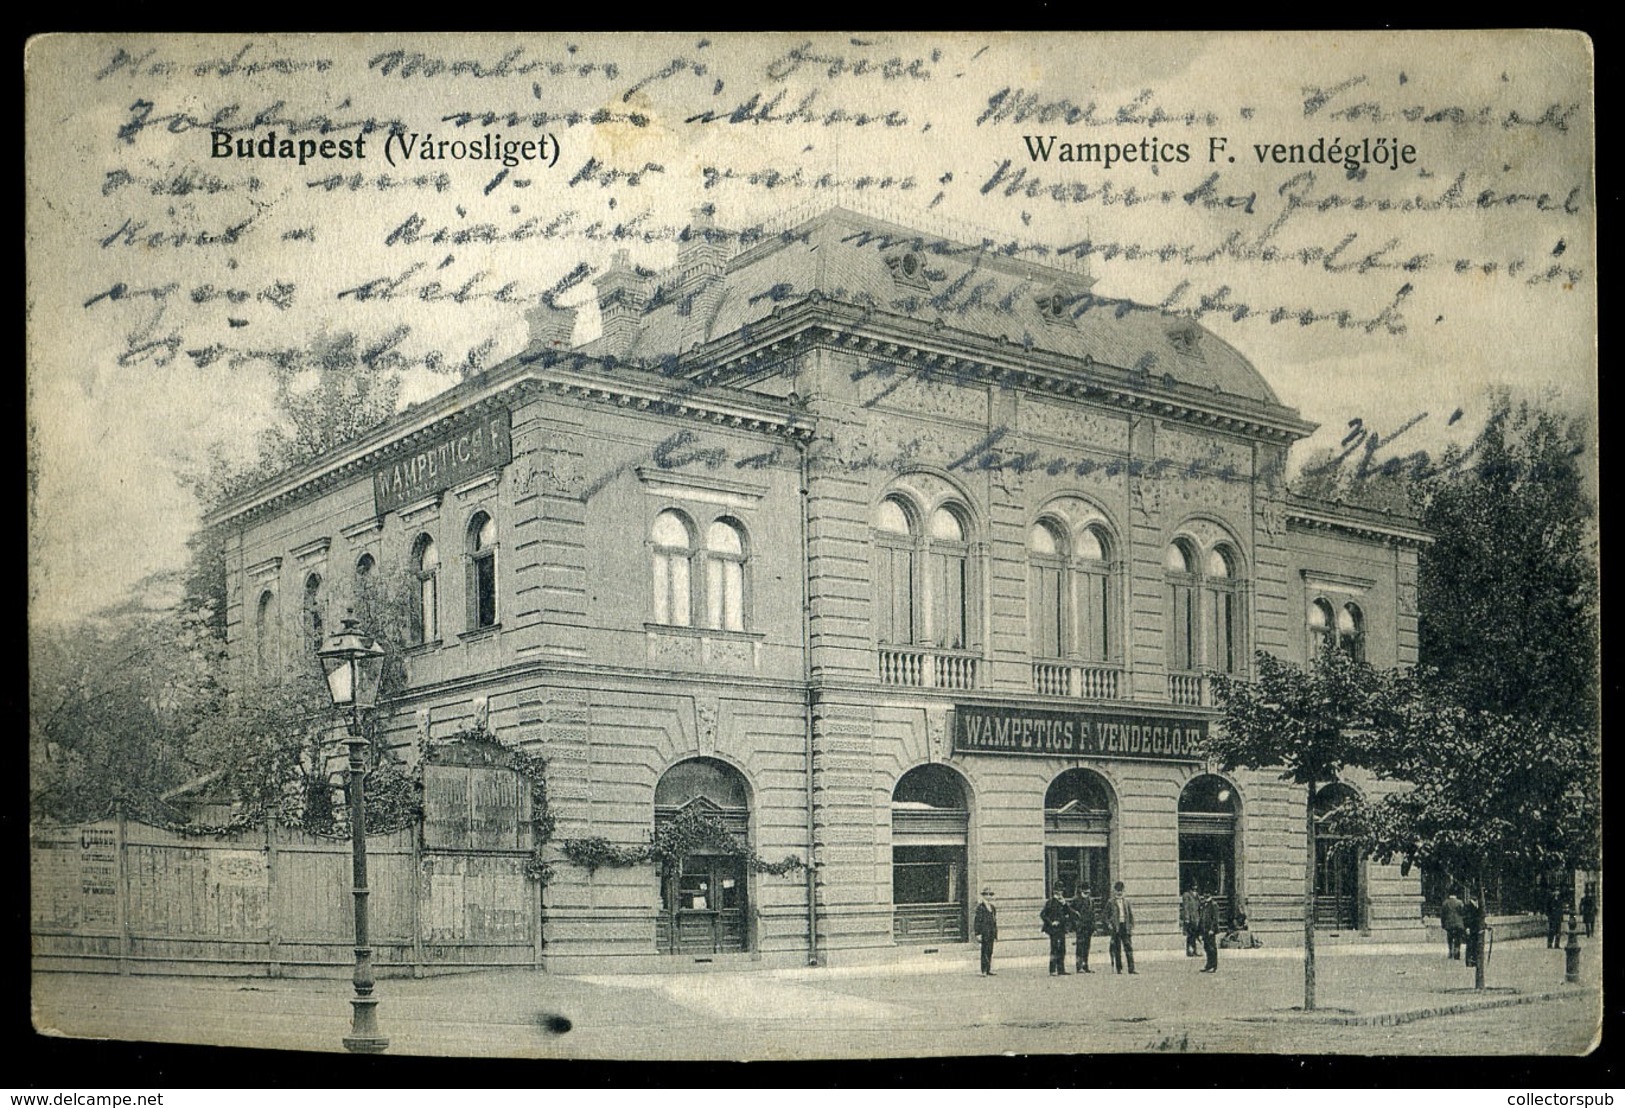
xmin=1234 ymin=987 xmax=1585 ymax=1027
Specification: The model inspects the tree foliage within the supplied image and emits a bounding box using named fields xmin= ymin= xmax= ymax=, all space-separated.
xmin=1413 ymin=398 xmax=1597 ymax=735
xmin=1208 ymin=648 xmax=1411 ymax=785
xmin=183 ymin=329 xmax=404 ymax=510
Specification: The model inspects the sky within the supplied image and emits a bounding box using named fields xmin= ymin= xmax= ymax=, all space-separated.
xmin=25 ymin=31 xmax=1597 ymax=626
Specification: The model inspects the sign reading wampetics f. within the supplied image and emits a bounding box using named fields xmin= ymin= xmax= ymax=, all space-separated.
xmin=953 ymin=704 xmax=1207 ymax=762
xmin=373 ymin=409 xmax=512 ymax=516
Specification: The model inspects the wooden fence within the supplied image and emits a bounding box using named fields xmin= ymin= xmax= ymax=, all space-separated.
xmin=31 ymin=762 xmax=542 ymax=978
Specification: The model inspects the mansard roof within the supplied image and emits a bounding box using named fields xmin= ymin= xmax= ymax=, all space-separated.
xmin=583 ymin=206 xmax=1282 ymax=407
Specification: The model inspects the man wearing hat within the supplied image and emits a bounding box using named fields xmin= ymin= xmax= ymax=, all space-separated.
xmin=1069 ymin=884 xmax=1096 ymax=973
xmin=973 ymin=886 xmax=999 ymax=976
xmin=1041 ymin=884 xmax=1073 ymax=975
xmin=1198 ymin=891 xmax=1221 ymax=972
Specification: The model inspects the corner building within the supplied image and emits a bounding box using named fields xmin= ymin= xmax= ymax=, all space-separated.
xmin=211 ymin=206 xmax=1430 ymax=972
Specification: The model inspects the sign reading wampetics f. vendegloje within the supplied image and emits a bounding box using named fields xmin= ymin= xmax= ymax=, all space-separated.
xmin=953 ymin=704 xmax=1207 ymax=762
xmin=373 ymin=409 xmax=512 ymax=516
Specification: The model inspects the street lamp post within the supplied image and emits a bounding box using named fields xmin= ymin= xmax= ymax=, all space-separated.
xmin=317 ymin=613 xmax=389 ymax=1055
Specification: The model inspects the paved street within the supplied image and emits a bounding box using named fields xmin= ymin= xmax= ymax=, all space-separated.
xmin=31 ymin=936 xmax=1600 ymax=1060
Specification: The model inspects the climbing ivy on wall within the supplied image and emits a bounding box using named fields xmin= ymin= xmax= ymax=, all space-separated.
xmin=561 ymin=805 xmax=806 ymax=877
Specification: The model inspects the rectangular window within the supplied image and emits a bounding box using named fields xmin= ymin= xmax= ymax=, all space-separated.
xmin=879 ymin=545 xmax=913 ymax=644
xmin=933 ymin=551 xmax=967 ymax=649
xmin=1032 ymin=564 xmax=1063 ymax=657
xmin=706 ymin=558 xmax=744 ymax=632
xmin=1171 ymin=583 xmax=1195 ymax=671
xmin=472 ymin=554 xmax=497 ymax=629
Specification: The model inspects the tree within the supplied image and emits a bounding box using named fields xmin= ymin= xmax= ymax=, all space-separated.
xmin=182 ymin=329 xmax=405 ymax=509
xmin=1210 ymin=648 xmax=1408 ymax=1011
xmin=1349 ymin=698 xmax=1600 ymax=990
xmin=1414 ymin=398 xmax=1597 ymax=736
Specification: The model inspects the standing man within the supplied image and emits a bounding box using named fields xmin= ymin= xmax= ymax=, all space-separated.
xmin=1041 ymin=885 xmax=1073 ymax=975
xmin=1462 ymin=893 xmax=1485 ymax=968
xmin=1198 ymin=892 xmax=1220 ymax=972
xmin=973 ymin=887 xmax=998 ymax=976
xmin=1070 ymin=884 xmax=1095 ymax=973
xmin=1180 ymin=883 xmax=1202 ymax=957
xmin=1546 ymin=884 xmax=1567 ymax=949
xmin=1107 ymin=880 xmax=1136 ymax=974
xmin=1580 ymin=885 xmax=1597 ymax=939
xmin=1440 ymin=888 xmax=1466 ymax=960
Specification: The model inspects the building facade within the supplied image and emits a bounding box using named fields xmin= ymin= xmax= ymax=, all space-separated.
xmin=209 ymin=207 xmax=1431 ymax=972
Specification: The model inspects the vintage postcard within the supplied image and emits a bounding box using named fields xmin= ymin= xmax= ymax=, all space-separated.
xmin=25 ymin=31 xmax=1599 ymax=1066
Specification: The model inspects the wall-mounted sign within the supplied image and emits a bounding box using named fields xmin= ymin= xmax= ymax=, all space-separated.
xmin=954 ymin=704 xmax=1206 ymax=762
xmin=373 ymin=409 xmax=512 ymax=516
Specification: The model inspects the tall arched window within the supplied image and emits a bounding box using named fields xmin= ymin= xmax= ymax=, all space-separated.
xmin=874 ymin=497 xmax=916 ymax=645
xmin=1338 ymin=602 xmax=1365 ymax=662
xmin=1205 ymin=546 xmax=1240 ymax=675
xmin=1179 ymin=774 xmax=1241 ymax=927
xmin=1308 ymin=597 xmax=1336 ymax=657
xmin=892 ymin=764 xmax=970 ymax=942
xmin=254 ymin=590 xmax=275 ymax=678
xmin=466 ymin=512 xmax=498 ymax=631
xmin=1044 ymin=769 xmax=1114 ymax=917
xmin=304 ymin=573 xmax=324 ymax=655
xmin=412 ymin=534 xmax=440 ymax=645
xmin=1313 ymin=782 xmax=1365 ymax=931
xmin=1029 ymin=521 xmax=1067 ymax=659
xmin=1165 ymin=541 xmax=1199 ymax=674
xmin=927 ymin=506 xmax=969 ymax=650
xmin=1077 ymin=525 xmax=1113 ymax=663
xmin=705 ymin=519 xmax=747 ymax=632
xmin=651 ymin=510 xmax=694 ymax=627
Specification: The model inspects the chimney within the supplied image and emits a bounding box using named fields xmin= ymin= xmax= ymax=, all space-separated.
xmin=524 ymin=295 xmax=578 ymax=353
xmin=678 ymin=204 xmax=727 ymax=287
xmin=594 ymin=248 xmax=647 ymax=357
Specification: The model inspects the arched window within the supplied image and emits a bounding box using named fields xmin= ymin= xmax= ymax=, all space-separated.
xmin=1165 ymin=541 xmax=1198 ymax=674
xmin=704 ymin=519 xmax=747 ymax=632
xmin=651 ymin=510 xmax=694 ymax=627
xmin=254 ymin=590 xmax=275 ymax=678
xmin=1338 ymin=602 xmax=1365 ymax=663
xmin=411 ymin=534 xmax=440 ymax=645
xmin=1313 ymin=782 xmax=1365 ymax=931
xmin=1077 ymin=525 xmax=1113 ymax=663
xmin=928 ymin=506 xmax=969 ymax=650
xmin=1179 ymin=774 xmax=1241 ymax=927
xmin=1044 ymin=769 xmax=1114 ymax=915
xmin=467 ymin=512 xmax=498 ymax=631
xmin=892 ymin=764 xmax=970 ymax=943
xmin=1205 ymin=546 xmax=1240 ymax=674
xmin=1029 ymin=521 xmax=1067 ymax=659
xmin=304 ymin=573 xmax=324 ymax=655
xmin=1308 ymin=597 xmax=1336 ymax=657
xmin=874 ymin=497 xmax=916 ymax=645
xmin=355 ymin=552 xmax=375 ymax=585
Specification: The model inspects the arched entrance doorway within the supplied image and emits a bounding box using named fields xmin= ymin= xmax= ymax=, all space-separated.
xmin=1312 ymin=782 xmax=1364 ymax=931
xmin=1179 ymin=774 xmax=1240 ymax=926
xmin=891 ymin=764 xmax=969 ymax=942
xmin=654 ymin=758 xmax=752 ymax=954
xmin=1044 ymin=769 xmax=1113 ymax=918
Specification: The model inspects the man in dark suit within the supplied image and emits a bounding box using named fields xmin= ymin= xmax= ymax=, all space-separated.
xmin=1040 ymin=885 xmax=1073 ymax=975
xmin=1069 ymin=884 xmax=1096 ymax=973
xmin=1440 ymin=890 xmax=1466 ymax=960
xmin=1198 ymin=892 xmax=1220 ymax=972
xmin=1462 ymin=894 xmax=1485 ymax=968
xmin=1108 ymin=880 xmax=1136 ymax=974
xmin=1180 ymin=884 xmax=1202 ymax=957
xmin=973 ymin=887 xmax=998 ymax=976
